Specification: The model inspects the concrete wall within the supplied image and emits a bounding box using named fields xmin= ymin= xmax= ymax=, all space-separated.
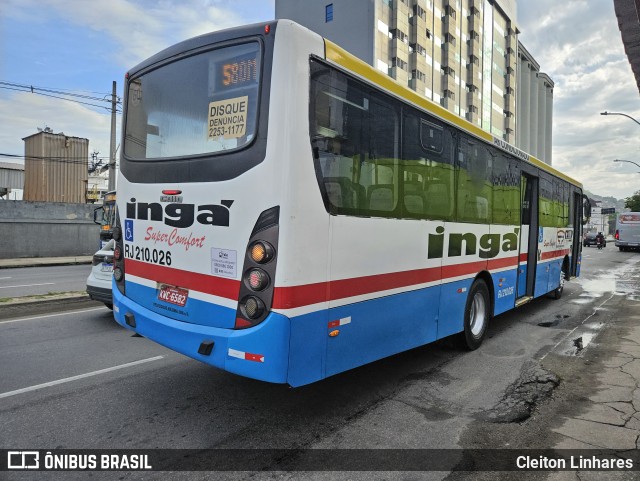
xmin=0 ymin=201 xmax=100 ymax=258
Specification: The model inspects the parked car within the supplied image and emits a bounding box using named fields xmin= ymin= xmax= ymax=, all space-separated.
xmin=583 ymin=231 xmax=605 ymax=248
xmin=86 ymin=239 xmax=114 ymax=309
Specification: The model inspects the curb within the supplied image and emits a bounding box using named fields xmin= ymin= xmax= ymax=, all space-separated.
xmin=0 ymin=257 xmax=93 ymax=269
xmin=0 ymin=294 xmax=104 ymax=321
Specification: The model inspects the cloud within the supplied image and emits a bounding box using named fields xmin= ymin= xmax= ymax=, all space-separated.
xmin=0 ymin=0 xmax=273 ymax=165
xmin=518 ymin=0 xmax=640 ymax=198
xmin=3 ymin=0 xmax=252 ymax=67
xmin=0 ymin=92 xmax=117 ymax=164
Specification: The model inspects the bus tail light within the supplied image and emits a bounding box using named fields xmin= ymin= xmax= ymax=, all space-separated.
xmin=112 ymin=211 xmax=126 ymax=295
xmin=235 ymin=206 xmax=280 ymax=329
xmin=113 ymin=267 xmax=124 ymax=282
xmin=615 ymin=230 xmax=619 ymax=240
xmin=240 ymin=296 xmax=266 ymax=319
xmin=249 ymin=241 xmax=274 ymax=263
xmin=245 ymin=268 xmax=269 ymax=291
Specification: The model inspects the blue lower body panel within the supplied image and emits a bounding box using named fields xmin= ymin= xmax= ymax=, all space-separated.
xmin=112 ymin=286 xmax=290 ymax=384
xmin=115 ymin=259 xmax=565 ymax=387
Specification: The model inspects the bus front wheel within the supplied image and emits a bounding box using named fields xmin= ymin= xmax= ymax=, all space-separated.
xmin=458 ymin=279 xmax=490 ymax=350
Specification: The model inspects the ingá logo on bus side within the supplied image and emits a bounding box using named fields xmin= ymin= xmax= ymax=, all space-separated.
xmin=427 ymin=226 xmax=520 ymax=259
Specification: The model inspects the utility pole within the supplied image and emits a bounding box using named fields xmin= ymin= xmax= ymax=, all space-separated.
xmin=108 ymin=80 xmax=117 ymax=191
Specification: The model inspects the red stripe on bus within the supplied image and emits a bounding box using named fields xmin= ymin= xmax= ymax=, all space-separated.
xmin=540 ymin=248 xmax=570 ymax=261
xmin=125 ymin=259 xmax=240 ymax=300
xmin=272 ymin=255 xmax=520 ymax=309
xmin=127 ymin=252 xmax=533 ymax=311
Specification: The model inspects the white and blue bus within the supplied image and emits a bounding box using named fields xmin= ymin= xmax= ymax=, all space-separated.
xmin=112 ymin=20 xmax=589 ymax=387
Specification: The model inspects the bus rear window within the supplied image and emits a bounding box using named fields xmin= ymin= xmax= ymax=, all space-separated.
xmin=125 ymin=41 xmax=261 ymax=159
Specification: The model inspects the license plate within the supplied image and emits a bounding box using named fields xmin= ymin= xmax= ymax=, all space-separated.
xmin=100 ymin=263 xmax=113 ymax=272
xmin=158 ymin=284 xmax=188 ymax=307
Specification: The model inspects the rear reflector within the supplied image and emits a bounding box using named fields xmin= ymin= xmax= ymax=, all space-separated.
xmin=228 ymin=348 xmax=264 ymax=363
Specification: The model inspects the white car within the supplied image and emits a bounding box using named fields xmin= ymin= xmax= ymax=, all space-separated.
xmin=86 ymin=239 xmax=114 ymax=309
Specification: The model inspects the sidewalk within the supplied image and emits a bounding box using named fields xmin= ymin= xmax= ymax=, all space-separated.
xmin=549 ymin=319 xmax=640 ymax=452
xmin=0 ymin=256 xmax=97 ymax=319
xmin=0 ymin=256 xmax=92 ymax=269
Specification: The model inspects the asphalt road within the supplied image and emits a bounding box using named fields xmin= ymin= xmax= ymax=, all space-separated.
xmin=1 ymin=246 xmax=639 ymax=481
xmin=0 ymin=264 xmax=91 ymax=298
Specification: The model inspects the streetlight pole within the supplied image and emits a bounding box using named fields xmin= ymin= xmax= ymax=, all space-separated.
xmin=613 ymin=159 xmax=640 ymax=172
xmin=600 ymin=111 xmax=640 ymax=127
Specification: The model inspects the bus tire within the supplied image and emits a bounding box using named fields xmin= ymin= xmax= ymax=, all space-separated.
xmin=458 ymin=279 xmax=490 ymax=350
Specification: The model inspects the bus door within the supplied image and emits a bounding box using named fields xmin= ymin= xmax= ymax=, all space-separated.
xmin=517 ymin=172 xmax=538 ymax=300
xmin=570 ymin=191 xmax=582 ymax=277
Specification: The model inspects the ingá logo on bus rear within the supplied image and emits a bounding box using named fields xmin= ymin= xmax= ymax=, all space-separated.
xmin=126 ymin=198 xmax=234 ymax=228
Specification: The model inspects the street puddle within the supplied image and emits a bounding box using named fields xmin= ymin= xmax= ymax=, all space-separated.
xmin=572 ymin=259 xmax=640 ymax=305
xmin=558 ymin=322 xmax=603 ymax=357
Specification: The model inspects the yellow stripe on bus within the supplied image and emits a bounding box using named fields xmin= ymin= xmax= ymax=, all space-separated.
xmin=324 ymin=40 xmax=582 ymax=189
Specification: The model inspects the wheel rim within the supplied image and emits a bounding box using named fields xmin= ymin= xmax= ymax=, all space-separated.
xmin=470 ymin=291 xmax=486 ymax=337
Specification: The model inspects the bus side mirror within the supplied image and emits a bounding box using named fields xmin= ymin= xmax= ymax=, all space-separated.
xmin=93 ymin=206 xmax=104 ymax=225
xmin=582 ymin=194 xmax=591 ymax=225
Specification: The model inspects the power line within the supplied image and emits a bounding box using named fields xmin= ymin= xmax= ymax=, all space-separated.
xmin=0 ymin=153 xmax=111 ymax=165
xmin=0 ymin=81 xmax=121 ymax=103
xmin=0 ymin=81 xmax=122 ymax=113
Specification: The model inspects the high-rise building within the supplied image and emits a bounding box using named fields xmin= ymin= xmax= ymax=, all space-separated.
xmin=275 ymin=0 xmax=554 ymax=164
xmin=516 ymin=42 xmax=553 ymax=164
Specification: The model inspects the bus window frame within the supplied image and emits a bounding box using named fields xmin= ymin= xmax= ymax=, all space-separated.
xmin=119 ymin=24 xmax=276 ymax=184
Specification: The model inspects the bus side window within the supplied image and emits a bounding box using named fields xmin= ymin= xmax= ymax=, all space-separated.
xmin=310 ymin=60 xmax=400 ymax=217
xmin=457 ymin=137 xmax=493 ymax=223
xmin=492 ymin=154 xmax=520 ymax=225
xmin=539 ymin=174 xmax=554 ymax=227
xmin=402 ymin=110 xmax=454 ymax=220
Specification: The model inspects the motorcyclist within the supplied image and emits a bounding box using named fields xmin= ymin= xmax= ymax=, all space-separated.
xmin=596 ymin=232 xmax=605 ymax=247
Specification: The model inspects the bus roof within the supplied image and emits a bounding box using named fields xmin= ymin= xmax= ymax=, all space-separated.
xmin=323 ymin=39 xmax=582 ymax=189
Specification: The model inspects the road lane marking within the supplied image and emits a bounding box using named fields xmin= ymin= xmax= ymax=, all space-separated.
xmin=0 ymin=277 xmax=11 ymax=280
xmin=0 ymin=283 xmax=55 ymax=289
xmin=0 ymin=307 xmax=106 ymax=324
xmin=0 ymin=356 xmax=164 ymax=399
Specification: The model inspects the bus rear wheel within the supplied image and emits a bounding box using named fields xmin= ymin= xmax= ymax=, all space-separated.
xmin=458 ymin=279 xmax=490 ymax=350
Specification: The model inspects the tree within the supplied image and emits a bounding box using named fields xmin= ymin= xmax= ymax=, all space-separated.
xmin=624 ymin=190 xmax=640 ymax=211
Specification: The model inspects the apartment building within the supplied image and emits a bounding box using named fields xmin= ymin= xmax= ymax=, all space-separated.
xmin=276 ymin=0 xmax=554 ymax=164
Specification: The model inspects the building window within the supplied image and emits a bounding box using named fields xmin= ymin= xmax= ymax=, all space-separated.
xmin=391 ymin=57 xmax=408 ymax=70
xmin=444 ymin=5 xmax=456 ymax=19
xmin=326 ymin=4 xmax=333 ymax=22
xmin=411 ymin=69 xmax=426 ymax=82
xmin=412 ymin=4 xmax=426 ymax=19
xmin=390 ymin=28 xmax=408 ymax=43
xmin=444 ymin=33 xmax=456 ymax=47
xmin=410 ymin=43 xmax=427 ymax=56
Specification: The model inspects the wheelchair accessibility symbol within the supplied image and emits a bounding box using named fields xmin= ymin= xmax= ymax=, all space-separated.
xmin=124 ymin=220 xmax=134 ymax=241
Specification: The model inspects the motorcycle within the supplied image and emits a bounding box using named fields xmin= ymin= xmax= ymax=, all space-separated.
xmin=596 ymin=237 xmax=604 ymax=250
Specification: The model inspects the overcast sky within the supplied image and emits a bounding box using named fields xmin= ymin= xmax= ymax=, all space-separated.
xmin=1 ymin=0 xmax=639 ymax=199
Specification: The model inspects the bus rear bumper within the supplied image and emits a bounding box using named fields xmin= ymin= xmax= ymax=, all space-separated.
xmin=112 ymin=288 xmax=290 ymax=384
